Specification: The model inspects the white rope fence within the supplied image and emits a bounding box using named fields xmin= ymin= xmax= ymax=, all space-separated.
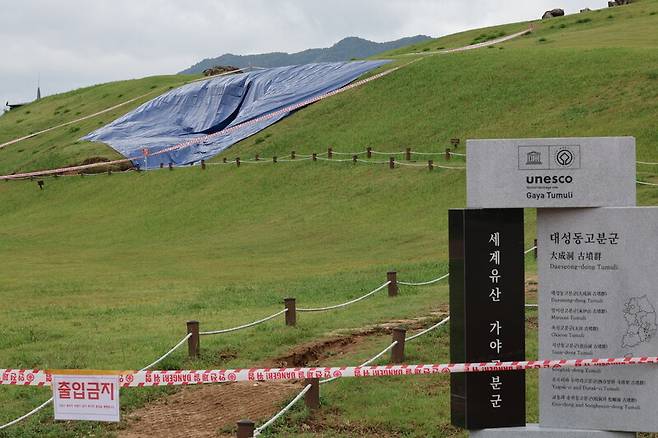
xmin=330 ymin=151 xmax=366 ymax=156
xmin=0 ymin=397 xmax=53 ymax=431
xmin=316 ymin=156 xmax=354 ymax=163
xmin=355 ymin=158 xmax=391 ymax=165
xmin=253 ymin=383 xmax=313 ymax=436
xmin=254 ymin=296 xmax=458 ymax=434
xmin=200 ymin=309 xmax=288 ymax=335
xmin=7 ymin=146 xmax=658 ymax=181
xmin=0 ymin=333 xmax=193 ymax=430
xmin=296 ymin=282 xmax=390 ymax=313
xmin=405 ymin=316 xmax=451 ymax=342
xmin=139 ymin=333 xmax=192 ymax=371
xmin=0 ymin=243 xmax=543 ymax=432
xmin=371 ymin=150 xmax=404 ymax=155
xmin=320 ymin=341 xmax=400 ymax=385
xmin=398 ymin=273 xmax=449 ymax=287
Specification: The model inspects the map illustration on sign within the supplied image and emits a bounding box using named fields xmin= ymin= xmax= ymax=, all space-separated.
xmin=622 ymin=295 xmax=657 ymax=348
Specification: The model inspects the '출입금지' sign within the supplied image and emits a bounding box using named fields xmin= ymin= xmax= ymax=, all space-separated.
xmin=52 ymin=373 xmax=120 ymax=422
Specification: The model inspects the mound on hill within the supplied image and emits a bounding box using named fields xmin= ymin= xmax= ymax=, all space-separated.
xmin=82 ymin=60 xmax=388 ymax=168
xmin=1 ymin=1 xmax=658 ymax=436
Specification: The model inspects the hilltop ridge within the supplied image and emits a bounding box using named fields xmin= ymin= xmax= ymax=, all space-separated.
xmin=179 ymin=35 xmax=431 ymax=73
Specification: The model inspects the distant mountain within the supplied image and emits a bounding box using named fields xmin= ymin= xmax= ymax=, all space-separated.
xmin=179 ymin=35 xmax=432 ymax=74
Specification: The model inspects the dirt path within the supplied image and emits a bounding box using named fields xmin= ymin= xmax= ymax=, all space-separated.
xmin=119 ymin=381 xmax=300 ymax=438
xmin=118 ymin=309 xmax=449 ymax=437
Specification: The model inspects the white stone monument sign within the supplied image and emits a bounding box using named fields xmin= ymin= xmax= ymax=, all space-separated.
xmin=538 ymin=207 xmax=658 ymax=432
xmin=467 ymin=137 xmax=636 ymax=208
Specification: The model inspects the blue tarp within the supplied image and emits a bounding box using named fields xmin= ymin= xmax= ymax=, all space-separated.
xmin=83 ymin=60 xmax=389 ymax=168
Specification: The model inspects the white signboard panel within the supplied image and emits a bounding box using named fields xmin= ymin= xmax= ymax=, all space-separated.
xmin=53 ymin=374 xmax=120 ymax=422
xmin=538 ymin=207 xmax=658 ymax=432
xmin=467 ymin=137 xmax=636 ymax=208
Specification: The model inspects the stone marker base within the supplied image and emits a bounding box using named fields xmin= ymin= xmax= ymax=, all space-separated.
xmin=470 ymin=424 xmax=636 ymax=437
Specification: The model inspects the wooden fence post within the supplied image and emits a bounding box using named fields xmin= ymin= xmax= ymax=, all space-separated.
xmin=273 ymin=156 xmax=277 ymax=163
xmin=367 ymin=147 xmax=372 ymax=158
xmin=389 ymin=157 xmax=395 ymax=169
xmin=312 ymin=153 xmax=317 ymax=161
xmin=405 ymin=147 xmax=411 ymax=161
xmin=304 ymin=378 xmax=320 ymax=410
xmin=391 ymin=327 xmax=406 ymax=363
xmin=284 ymin=298 xmax=296 ymax=326
xmin=291 ymin=151 xmax=296 ymax=159
xmin=387 ymin=271 xmax=398 ymax=297
xmin=534 ymin=239 xmax=538 ymax=259
xmin=186 ymin=320 xmax=199 ymax=358
xmin=201 ymin=159 xmax=206 ymax=170
xmin=236 ymin=157 xmax=240 ymax=167
xmin=428 ymin=159 xmax=434 ymax=171
xmin=328 ymin=147 xmax=333 ymax=159
xmin=236 ymin=420 xmax=255 ymax=438
xmin=223 ymin=157 xmax=227 ymax=163
xmin=445 ymin=148 xmax=451 ymax=161
xmin=352 ymin=154 xmax=358 ymax=163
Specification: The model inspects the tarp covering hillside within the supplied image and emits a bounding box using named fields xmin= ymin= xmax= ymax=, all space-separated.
xmin=83 ymin=60 xmax=389 ymax=168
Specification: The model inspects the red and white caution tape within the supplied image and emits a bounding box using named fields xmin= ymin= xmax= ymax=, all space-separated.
xmin=3 ymin=357 xmax=657 ymax=388
xmin=0 ymin=333 xmax=192 ymax=430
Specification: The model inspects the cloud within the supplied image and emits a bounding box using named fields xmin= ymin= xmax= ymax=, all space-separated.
xmin=0 ymin=0 xmax=604 ymax=106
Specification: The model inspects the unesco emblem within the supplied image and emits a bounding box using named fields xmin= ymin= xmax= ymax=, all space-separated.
xmin=526 ymin=151 xmax=542 ymax=165
xmin=518 ymin=145 xmax=580 ymax=170
xmin=555 ymin=149 xmax=574 ymax=167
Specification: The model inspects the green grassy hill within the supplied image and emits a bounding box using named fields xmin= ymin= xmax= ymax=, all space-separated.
xmin=0 ymin=75 xmax=193 ymax=175
xmin=1 ymin=1 xmax=658 ymax=436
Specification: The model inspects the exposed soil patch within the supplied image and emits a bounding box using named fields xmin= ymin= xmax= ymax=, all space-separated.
xmin=119 ymin=381 xmax=300 ymax=438
xmin=526 ymin=274 xmax=538 ymax=303
xmin=119 ymin=310 xmax=449 ymax=437
xmin=526 ymin=315 xmax=538 ymax=329
xmin=274 ymin=310 xmax=449 ymax=367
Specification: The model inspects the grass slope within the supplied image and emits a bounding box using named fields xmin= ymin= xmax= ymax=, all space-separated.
xmin=0 ymin=75 xmax=194 ymax=175
xmin=1 ymin=1 xmax=658 ymax=436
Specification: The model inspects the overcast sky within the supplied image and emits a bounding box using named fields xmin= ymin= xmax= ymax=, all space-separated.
xmin=1 ymin=0 xmax=605 ymax=109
